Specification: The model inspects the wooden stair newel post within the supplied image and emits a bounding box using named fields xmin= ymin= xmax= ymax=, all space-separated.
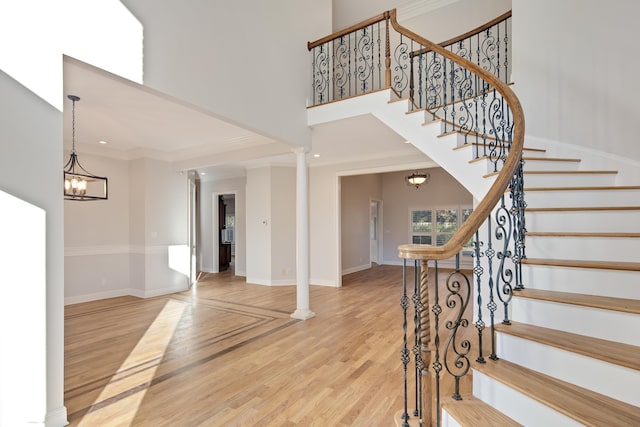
xmin=420 ymin=259 xmax=433 ymax=427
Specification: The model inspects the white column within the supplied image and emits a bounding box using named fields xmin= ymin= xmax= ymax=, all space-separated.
xmin=291 ymin=147 xmax=315 ymax=320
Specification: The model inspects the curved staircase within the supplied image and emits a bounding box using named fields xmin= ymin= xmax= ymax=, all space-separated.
xmin=308 ymin=9 xmax=640 ymax=426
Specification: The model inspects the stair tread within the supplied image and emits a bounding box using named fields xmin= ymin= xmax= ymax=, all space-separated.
xmin=522 ymin=156 xmax=581 ymax=162
xmin=526 ymin=205 xmax=640 ymax=212
xmin=453 ymin=143 xmax=546 ymax=153
xmin=441 ymin=395 xmax=522 ymax=427
xmin=522 ymin=257 xmax=640 ymax=271
xmin=515 ymin=288 xmax=640 ymax=314
xmin=495 ymin=321 xmax=640 ymax=371
xmin=474 ymin=359 xmax=640 ymax=426
xmin=525 ymin=185 xmax=640 ymax=191
xmin=526 ymin=231 xmax=640 ymax=238
xmin=485 ymin=169 xmax=617 ymax=178
xmin=523 ymin=170 xmax=618 ymax=174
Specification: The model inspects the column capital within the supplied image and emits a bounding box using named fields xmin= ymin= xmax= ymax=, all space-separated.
xmin=292 ymin=146 xmax=309 ymax=155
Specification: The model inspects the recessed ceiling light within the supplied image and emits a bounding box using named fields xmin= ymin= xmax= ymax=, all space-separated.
xmin=98 ymin=140 xmax=108 ymax=145
xmin=200 ymin=172 xmax=207 ymax=175
xmin=403 ymin=140 xmax=411 ymax=144
xmin=313 ymin=153 xmax=320 ymax=158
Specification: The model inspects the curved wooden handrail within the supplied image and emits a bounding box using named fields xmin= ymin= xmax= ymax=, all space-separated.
xmin=437 ymin=10 xmax=511 ymax=49
xmin=410 ymin=10 xmax=511 ymax=59
xmin=307 ymin=12 xmax=389 ymax=50
xmin=392 ymin=9 xmax=525 ymax=260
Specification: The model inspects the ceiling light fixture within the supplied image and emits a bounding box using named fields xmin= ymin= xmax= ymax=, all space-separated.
xmin=63 ymin=95 xmax=108 ymax=201
xmin=406 ymin=171 xmax=430 ymax=188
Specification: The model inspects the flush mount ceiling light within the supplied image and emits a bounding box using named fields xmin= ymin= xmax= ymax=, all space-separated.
xmin=63 ymin=95 xmax=108 ymax=201
xmin=406 ymin=171 xmax=430 ymax=188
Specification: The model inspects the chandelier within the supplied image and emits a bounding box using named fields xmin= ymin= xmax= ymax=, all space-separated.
xmin=63 ymin=95 xmax=108 ymax=200
xmin=406 ymin=171 xmax=430 ymax=188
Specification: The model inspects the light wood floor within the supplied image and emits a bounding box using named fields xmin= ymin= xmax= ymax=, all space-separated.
xmin=65 ymin=265 xmax=476 ymax=426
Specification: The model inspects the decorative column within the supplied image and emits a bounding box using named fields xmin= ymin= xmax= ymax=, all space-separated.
xmin=291 ymin=147 xmax=315 ymax=320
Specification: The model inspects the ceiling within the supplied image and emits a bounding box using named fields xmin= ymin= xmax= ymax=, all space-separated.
xmin=62 ymin=57 xmax=430 ymax=181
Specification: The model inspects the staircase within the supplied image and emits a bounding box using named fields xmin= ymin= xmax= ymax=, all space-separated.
xmin=307 ymin=9 xmax=640 ymax=426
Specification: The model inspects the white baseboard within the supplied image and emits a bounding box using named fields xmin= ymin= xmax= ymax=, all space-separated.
xmin=310 ymin=278 xmax=339 ymax=287
xmin=64 ymin=288 xmax=137 ymax=305
xmin=65 ymin=284 xmax=188 ymax=305
xmin=45 ymin=406 xmax=68 ymax=427
xmin=342 ymin=263 xmax=371 ymax=275
xmin=245 ymin=277 xmax=295 ymax=286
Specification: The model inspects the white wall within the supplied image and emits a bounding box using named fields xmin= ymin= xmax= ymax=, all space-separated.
xmin=512 ymin=0 xmax=640 ymax=163
xmin=199 ymin=177 xmax=247 ymax=276
xmin=381 ymin=168 xmax=472 ymax=264
xmin=0 ymin=71 xmax=66 ymax=426
xmin=332 ymin=0 xmax=511 ymax=40
xmin=246 ymin=167 xmax=272 ymax=284
xmin=341 ymin=174 xmax=383 ymax=273
xmin=64 ymin=153 xmax=131 ymax=301
xmin=65 ymin=156 xmax=188 ymax=302
xmin=121 ymin=0 xmax=332 ymax=148
xmin=270 ymin=167 xmax=297 ymax=284
xmin=245 ymin=166 xmax=297 ymax=285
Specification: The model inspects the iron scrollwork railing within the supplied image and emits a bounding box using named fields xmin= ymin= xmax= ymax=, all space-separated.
xmin=308 ymin=9 xmax=524 ymax=427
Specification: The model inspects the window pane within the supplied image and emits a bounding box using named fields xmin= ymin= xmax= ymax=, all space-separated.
xmin=411 ymin=210 xmax=432 ymax=233
xmin=412 ymin=235 xmax=432 ymax=245
xmin=462 ymin=208 xmax=473 ymax=223
xmin=436 ymin=233 xmax=454 ymax=246
xmin=436 ymin=209 xmax=458 ymax=233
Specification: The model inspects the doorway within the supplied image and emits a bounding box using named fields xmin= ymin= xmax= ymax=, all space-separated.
xmin=370 ymin=199 xmax=382 ymax=265
xmin=216 ymin=193 xmax=236 ymax=272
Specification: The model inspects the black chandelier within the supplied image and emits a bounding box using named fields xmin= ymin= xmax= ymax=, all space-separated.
xmin=406 ymin=171 xmax=430 ymax=188
xmin=63 ymin=95 xmax=108 ymax=201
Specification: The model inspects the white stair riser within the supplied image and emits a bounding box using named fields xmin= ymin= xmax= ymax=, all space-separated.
xmin=523 ymin=160 xmax=581 ymax=171
xmin=441 ymin=411 xmax=463 ymax=427
xmin=525 ymin=210 xmax=640 ymax=233
xmin=521 ymin=265 xmax=640 ymax=300
xmin=496 ymin=333 xmax=640 ymax=407
xmin=526 ymin=235 xmax=640 ymax=262
xmin=511 ymin=297 xmax=640 ymax=346
xmin=473 ymin=369 xmax=582 ymax=427
xmin=523 ymin=173 xmax=616 ymax=187
xmin=526 ymin=189 xmax=640 ymax=208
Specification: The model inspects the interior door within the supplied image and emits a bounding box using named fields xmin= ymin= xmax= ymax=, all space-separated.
xmin=370 ymin=200 xmax=380 ymax=264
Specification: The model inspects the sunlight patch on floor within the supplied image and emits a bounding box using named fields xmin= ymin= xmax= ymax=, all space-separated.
xmin=78 ymin=299 xmax=185 ymax=426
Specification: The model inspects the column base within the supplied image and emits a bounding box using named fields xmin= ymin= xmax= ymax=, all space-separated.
xmin=290 ymin=309 xmax=316 ymax=320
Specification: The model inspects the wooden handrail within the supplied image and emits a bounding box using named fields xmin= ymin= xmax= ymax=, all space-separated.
xmin=307 ymin=12 xmax=389 ymax=50
xmin=393 ymin=8 xmax=525 ymax=260
xmin=439 ymin=10 xmax=511 ymax=49
xmin=410 ymin=10 xmax=512 ymax=58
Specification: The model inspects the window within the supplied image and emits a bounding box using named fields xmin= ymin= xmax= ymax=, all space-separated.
xmin=409 ymin=206 xmax=473 ymax=254
xmin=411 ymin=210 xmax=432 ymax=244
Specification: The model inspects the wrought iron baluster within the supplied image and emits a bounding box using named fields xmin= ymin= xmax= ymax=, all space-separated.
xmin=473 ymin=231 xmax=486 ymax=363
xmin=443 ymin=254 xmax=471 ymax=401
xmin=401 ymin=259 xmax=410 ymax=426
xmin=432 ymin=260 xmax=442 ymax=427
xmin=495 ymin=194 xmax=514 ymax=325
xmin=412 ymin=260 xmax=420 ymax=419
xmin=394 ymin=34 xmax=409 ymax=97
xmin=484 ymin=214 xmax=499 ymax=360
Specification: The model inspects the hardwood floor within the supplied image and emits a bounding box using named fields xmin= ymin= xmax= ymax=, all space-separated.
xmin=65 ymin=265 xmax=475 ymax=426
